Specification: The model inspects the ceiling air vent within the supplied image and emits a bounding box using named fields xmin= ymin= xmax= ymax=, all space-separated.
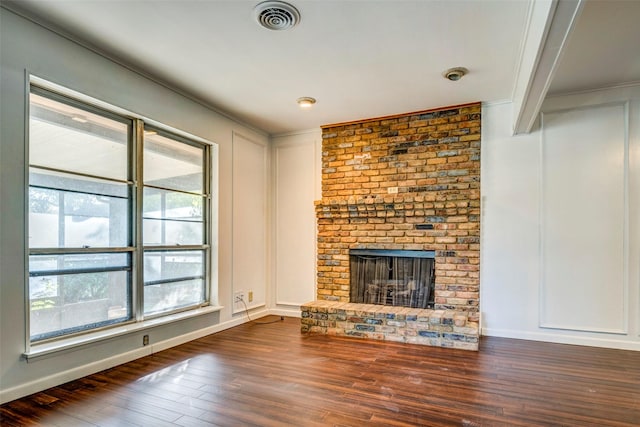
xmin=254 ymin=1 xmax=300 ymax=31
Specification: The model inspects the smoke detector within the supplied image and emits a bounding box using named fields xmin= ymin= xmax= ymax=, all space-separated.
xmin=443 ymin=67 xmax=468 ymax=81
xmin=254 ymin=1 xmax=300 ymax=31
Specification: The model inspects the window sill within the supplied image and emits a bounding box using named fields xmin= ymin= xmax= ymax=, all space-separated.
xmin=24 ymin=305 xmax=223 ymax=362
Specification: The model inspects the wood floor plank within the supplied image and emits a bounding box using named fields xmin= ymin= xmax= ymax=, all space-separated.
xmin=1 ymin=316 xmax=639 ymax=426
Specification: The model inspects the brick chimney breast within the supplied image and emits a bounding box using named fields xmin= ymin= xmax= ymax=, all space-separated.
xmin=316 ymin=103 xmax=481 ymax=319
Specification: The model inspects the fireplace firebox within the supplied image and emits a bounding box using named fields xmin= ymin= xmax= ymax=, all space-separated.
xmin=349 ymin=249 xmax=435 ymax=308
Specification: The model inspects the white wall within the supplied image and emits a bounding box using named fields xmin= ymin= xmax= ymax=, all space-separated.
xmin=270 ymin=130 xmax=322 ymax=315
xmin=481 ymin=86 xmax=640 ymax=350
xmin=232 ymin=131 xmax=268 ymax=313
xmin=0 ymin=8 xmax=269 ymax=403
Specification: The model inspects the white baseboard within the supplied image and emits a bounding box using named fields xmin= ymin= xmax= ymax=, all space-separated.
xmin=268 ymin=306 xmax=301 ymax=318
xmin=482 ymin=327 xmax=640 ymax=351
xmin=5 ymin=314 xmax=637 ymax=404
xmin=150 ymin=308 xmax=271 ymax=353
xmin=0 ymin=346 xmax=152 ymax=404
xmin=0 ymin=307 xmax=289 ymax=404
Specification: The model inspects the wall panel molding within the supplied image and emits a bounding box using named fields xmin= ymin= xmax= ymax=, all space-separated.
xmin=232 ymin=131 xmax=268 ymax=314
xmin=539 ymin=102 xmax=628 ymax=334
xmin=273 ymin=140 xmax=317 ymax=306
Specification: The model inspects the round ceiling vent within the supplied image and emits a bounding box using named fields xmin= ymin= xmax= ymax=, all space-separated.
xmin=254 ymin=1 xmax=300 ymax=31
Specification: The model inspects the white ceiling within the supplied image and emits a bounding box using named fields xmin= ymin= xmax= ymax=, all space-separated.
xmin=547 ymin=0 xmax=640 ymax=95
xmin=6 ymin=0 xmax=640 ymax=135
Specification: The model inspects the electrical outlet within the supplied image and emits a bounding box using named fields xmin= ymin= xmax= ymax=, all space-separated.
xmin=387 ymin=186 xmax=398 ymax=194
xmin=234 ymin=290 xmax=245 ymax=308
xmin=234 ymin=290 xmax=245 ymax=302
xmin=248 ymin=291 xmax=253 ymax=302
xmin=143 ymin=334 xmax=149 ymax=346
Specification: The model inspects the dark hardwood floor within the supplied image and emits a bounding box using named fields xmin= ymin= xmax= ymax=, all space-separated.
xmin=1 ymin=316 xmax=639 ymax=426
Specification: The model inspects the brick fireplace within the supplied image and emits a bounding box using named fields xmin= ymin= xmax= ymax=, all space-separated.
xmin=301 ymin=103 xmax=481 ymax=350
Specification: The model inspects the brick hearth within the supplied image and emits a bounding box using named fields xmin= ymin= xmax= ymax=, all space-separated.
xmin=301 ymin=301 xmax=479 ymax=350
xmin=303 ymin=103 xmax=481 ymax=350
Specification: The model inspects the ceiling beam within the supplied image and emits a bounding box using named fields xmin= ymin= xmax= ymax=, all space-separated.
xmin=511 ymin=0 xmax=584 ymax=135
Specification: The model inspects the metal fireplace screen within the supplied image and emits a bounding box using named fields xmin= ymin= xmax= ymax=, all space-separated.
xmin=349 ymin=249 xmax=435 ymax=308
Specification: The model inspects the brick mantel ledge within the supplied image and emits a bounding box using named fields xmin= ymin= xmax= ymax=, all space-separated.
xmin=315 ymin=194 xmax=456 ymax=221
xmin=316 ymin=194 xmax=440 ymax=207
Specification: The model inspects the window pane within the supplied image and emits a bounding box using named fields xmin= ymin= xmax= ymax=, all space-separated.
xmin=144 ymin=250 xmax=203 ymax=283
xmin=143 ymin=188 xmax=203 ymax=245
xmin=143 ymin=251 xmax=204 ymax=316
xmin=144 ymin=279 xmax=204 ymax=316
xmin=144 ymin=132 xmax=203 ymax=193
xmin=29 ymin=184 xmax=129 ymax=248
xmin=29 ymin=270 xmax=131 ymax=341
xmin=30 ymin=92 xmax=129 ymax=181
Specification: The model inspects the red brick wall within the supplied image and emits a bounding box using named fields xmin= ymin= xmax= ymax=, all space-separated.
xmin=316 ymin=103 xmax=481 ymax=320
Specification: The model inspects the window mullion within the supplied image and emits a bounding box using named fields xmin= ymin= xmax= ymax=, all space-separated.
xmin=204 ymin=144 xmax=211 ymax=303
xmin=133 ymin=119 xmax=145 ymax=322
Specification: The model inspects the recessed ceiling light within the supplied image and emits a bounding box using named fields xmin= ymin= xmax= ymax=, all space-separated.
xmin=254 ymin=1 xmax=300 ymax=31
xmin=443 ymin=67 xmax=468 ymax=81
xmin=297 ymin=97 xmax=316 ymax=108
